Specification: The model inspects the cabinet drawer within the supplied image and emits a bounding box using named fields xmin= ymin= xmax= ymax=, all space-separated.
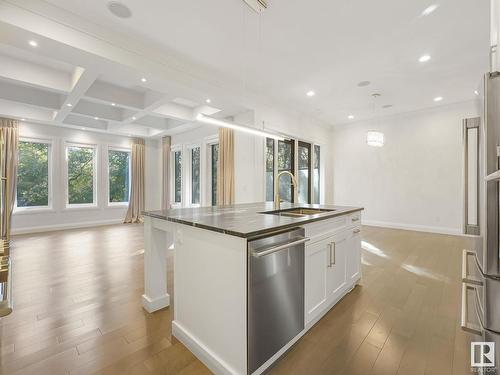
xmin=305 ymin=216 xmax=346 ymax=243
xmin=347 ymin=212 xmax=362 ymax=227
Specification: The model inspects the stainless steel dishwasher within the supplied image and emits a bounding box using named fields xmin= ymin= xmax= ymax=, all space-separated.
xmin=247 ymin=227 xmax=308 ymax=374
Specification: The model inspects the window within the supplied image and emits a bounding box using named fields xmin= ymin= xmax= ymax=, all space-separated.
xmin=211 ymin=144 xmax=219 ymax=206
xmin=108 ymin=149 xmax=130 ymax=204
xmin=265 ymin=138 xmax=320 ymax=204
xmin=191 ymin=147 xmax=200 ymax=205
xmin=174 ymin=150 xmax=182 ymax=204
xmin=67 ymin=144 xmax=96 ymax=205
xmin=17 ymin=140 xmax=50 ymax=208
xmin=314 ymin=145 xmax=320 ymax=204
xmin=265 ymin=138 xmax=274 ymax=202
xmin=277 ymin=139 xmax=295 ymax=203
xmin=298 ymin=141 xmax=311 ymax=204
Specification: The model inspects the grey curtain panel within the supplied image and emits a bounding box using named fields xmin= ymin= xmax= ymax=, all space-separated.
xmin=161 ymin=136 xmax=171 ymax=210
xmin=0 ymin=119 xmax=19 ymax=239
xmin=217 ymin=127 xmax=235 ymax=205
xmin=124 ymin=138 xmax=145 ymax=223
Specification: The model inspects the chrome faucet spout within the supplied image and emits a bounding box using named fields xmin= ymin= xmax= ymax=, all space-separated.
xmin=274 ymin=171 xmax=298 ymax=210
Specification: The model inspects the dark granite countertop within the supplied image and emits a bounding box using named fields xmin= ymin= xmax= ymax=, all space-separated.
xmin=143 ymin=202 xmax=363 ymax=239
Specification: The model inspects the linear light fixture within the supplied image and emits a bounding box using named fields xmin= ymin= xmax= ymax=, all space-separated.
xmin=196 ymin=113 xmax=285 ymax=141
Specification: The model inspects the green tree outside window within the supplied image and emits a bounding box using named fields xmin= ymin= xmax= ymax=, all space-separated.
xmin=17 ymin=141 xmax=49 ymax=207
xmin=109 ymin=150 xmax=130 ymax=203
xmin=68 ymin=146 xmax=95 ymax=205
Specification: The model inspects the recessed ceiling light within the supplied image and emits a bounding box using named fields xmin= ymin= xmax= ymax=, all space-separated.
xmin=421 ymin=4 xmax=439 ymax=16
xmin=141 ymin=77 xmax=147 ymax=83
xmin=28 ymin=40 xmax=38 ymax=47
xmin=419 ymin=55 xmax=431 ymax=62
xmin=107 ymin=1 xmax=132 ymax=18
xmin=94 ymin=117 xmax=99 ymax=120
xmin=306 ymin=90 xmax=315 ymax=97
xmin=206 ymin=98 xmax=211 ymax=104
xmin=434 ymin=96 xmax=443 ymax=102
xmin=111 ymin=102 xmax=116 ymax=106
xmin=348 ymin=115 xmax=354 ymax=120
xmin=66 ymin=103 xmax=73 ymax=107
xmin=474 ymin=90 xmax=479 ymax=96
xmin=382 ymin=104 xmax=393 ymax=109
xmin=132 ymin=116 xmax=136 ymax=120
xmin=357 ymin=81 xmax=371 ymax=87
xmin=81 ymin=127 xmax=86 ymax=130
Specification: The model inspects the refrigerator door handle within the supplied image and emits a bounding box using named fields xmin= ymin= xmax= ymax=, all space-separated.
xmin=464 ymin=249 xmax=500 ymax=281
xmin=462 ymin=249 xmax=484 ymax=286
xmin=461 ymin=283 xmax=483 ymax=335
xmin=485 ymin=170 xmax=500 ymax=182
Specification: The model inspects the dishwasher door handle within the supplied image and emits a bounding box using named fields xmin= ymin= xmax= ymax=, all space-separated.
xmin=252 ymin=237 xmax=310 ymax=258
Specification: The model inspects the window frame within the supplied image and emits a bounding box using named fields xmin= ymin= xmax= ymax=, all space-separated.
xmin=106 ymin=146 xmax=131 ymax=208
xmin=313 ymin=144 xmax=321 ymax=204
xmin=264 ymin=137 xmax=323 ymax=204
xmin=170 ymin=144 xmax=183 ymax=208
xmin=265 ymin=137 xmax=275 ymax=203
xmin=186 ymin=143 xmax=202 ymax=208
xmin=14 ymin=137 xmax=54 ymax=214
xmin=203 ymin=135 xmax=219 ymax=207
xmin=64 ymin=141 xmax=98 ymax=209
xmin=297 ymin=141 xmax=312 ymax=204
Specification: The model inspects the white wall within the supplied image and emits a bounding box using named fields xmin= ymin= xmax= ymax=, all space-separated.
xmin=331 ymin=101 xmax=478 ymax=235
xmin=13 ymin=122 xmax=161 ymax=234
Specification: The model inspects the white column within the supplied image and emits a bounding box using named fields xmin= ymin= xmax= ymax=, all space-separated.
xmin=142 ymin=216 xmax=171 ymax=312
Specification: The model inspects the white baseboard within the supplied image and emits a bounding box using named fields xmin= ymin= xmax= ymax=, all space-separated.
xmin=362 ymin=220 xmax=461 ymax=236
xmin=12 ymin=219 xmax=127 ymax=235
xmin=172 ymin=321 xmax=240 ymax=375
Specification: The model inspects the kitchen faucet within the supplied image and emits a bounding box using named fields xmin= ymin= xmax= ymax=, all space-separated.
xmin=274 ymin=171 xmax=298 ymax=210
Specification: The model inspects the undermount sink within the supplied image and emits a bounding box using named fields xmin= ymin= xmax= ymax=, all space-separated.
xmin=261 ymin=207 xmax=336 ymax=218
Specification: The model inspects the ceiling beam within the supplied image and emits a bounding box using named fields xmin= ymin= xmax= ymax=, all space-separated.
xmin=53 ymin=67 xmax=98 ymax=123
xmin=0 ymin=53 xmax=71 ymax=93
xmin=0 ymin=79 xmax=63 ymax=109
xmin=0 ymin=98 xmax=54 ymax=122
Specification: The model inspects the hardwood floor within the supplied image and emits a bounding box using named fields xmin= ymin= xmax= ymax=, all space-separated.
xmin=1 ymin=224 xmax=480 ymax=374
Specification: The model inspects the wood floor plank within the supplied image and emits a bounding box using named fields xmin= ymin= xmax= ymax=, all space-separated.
xmin=0 ymin=224 xmax=481 ymax=375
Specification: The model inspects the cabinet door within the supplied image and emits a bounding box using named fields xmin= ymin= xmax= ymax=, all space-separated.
xmin=305 ymin=238 xmax=330 ymax=324
xmin=346 ymin=227 xmax=362 ymax=283
xmin=326 ymin=232 xmax=347 ymax=298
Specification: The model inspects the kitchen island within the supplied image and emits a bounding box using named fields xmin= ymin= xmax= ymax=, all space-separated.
xmin=142 ymin=202 xmax=363 ymax=375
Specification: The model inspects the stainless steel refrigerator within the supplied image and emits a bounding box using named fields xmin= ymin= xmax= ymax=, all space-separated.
xmin=462 ymin=71 xmax=500 ymax=373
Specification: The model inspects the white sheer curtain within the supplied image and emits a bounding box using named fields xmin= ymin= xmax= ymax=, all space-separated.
xmin=124 ymin=138 xmax=145 ymax=223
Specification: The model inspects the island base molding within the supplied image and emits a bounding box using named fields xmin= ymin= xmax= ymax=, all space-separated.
xmin=172 ymin=321 xmax=239 ymax=375
xmin=141 ymin=293 xmax=170 ymax=313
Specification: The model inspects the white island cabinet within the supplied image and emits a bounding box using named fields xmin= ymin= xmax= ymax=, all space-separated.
xmin=304 ymin=211 xmax=362 ymax=326
xmin=142 ymin=203 xmax=362 ymax=375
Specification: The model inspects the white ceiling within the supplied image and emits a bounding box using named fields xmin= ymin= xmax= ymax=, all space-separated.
xmin=39 ymin=0 xmax=490 ymax=124
xmin=0 ymin=0 xmax=491 ymax=135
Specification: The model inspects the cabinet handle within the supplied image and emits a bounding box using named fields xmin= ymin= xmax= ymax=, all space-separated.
xmin=327 ymin=244 xmax=332 ymax=268
xmin=332 ymin=242 xmax=336 ymax=265
xmin=353 ymin=228 xmax=361 ymax=234
xmin=351 ymin=217 xmax=360 ymax=222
